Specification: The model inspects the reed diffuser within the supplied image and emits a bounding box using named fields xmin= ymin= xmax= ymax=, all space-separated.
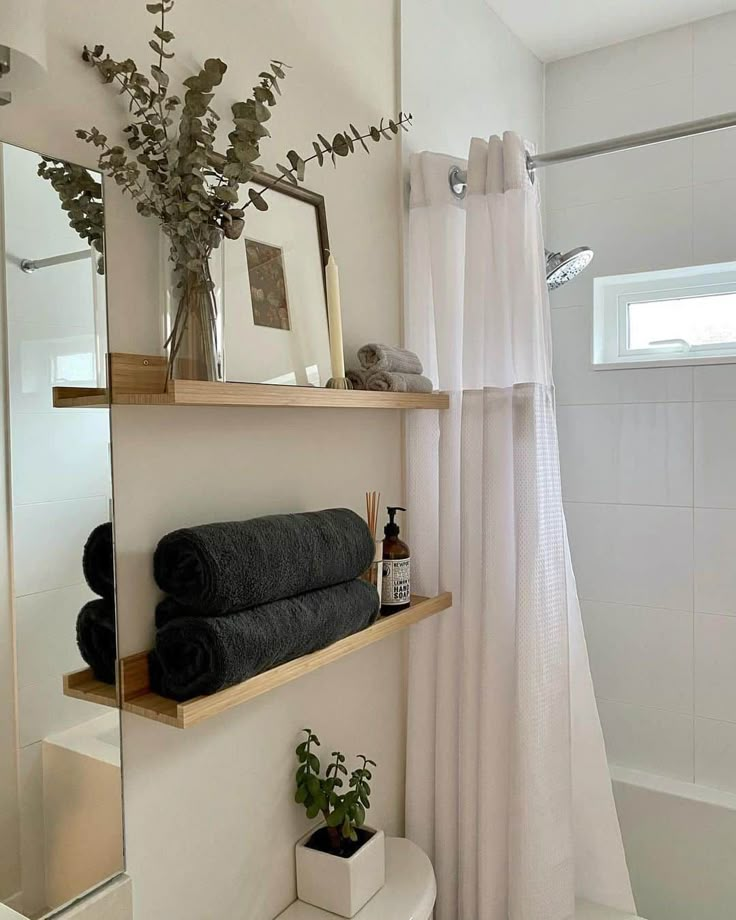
xmin=364 ymin=491 xmax=383 ymax=601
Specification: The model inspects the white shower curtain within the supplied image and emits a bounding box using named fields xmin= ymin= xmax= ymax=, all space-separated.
xmin=405 ymin=134 xmax=635 ymax=920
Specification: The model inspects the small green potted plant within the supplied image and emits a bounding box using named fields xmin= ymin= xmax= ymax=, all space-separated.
xmin=294 ymin=728 xmax=383 ymax=918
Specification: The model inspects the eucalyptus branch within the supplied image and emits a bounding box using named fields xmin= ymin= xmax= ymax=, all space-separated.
xmin=242 ymin=112 xmax=413 ymax=212
xmin=61 ymin=0 xmax=412 ymax=360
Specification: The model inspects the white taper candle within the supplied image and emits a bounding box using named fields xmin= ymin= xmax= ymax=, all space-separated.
xmin=325 ymin=253 xmax=346 ymax=378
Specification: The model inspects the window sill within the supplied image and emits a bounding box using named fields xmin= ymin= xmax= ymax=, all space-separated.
xmin=593 ymin=354 xmax=736 ymax=371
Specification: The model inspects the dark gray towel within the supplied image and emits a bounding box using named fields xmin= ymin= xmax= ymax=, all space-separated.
xmin=153 ymin=508 xmax=374 ymax=614
xmin=83 ymin=522 xmax=114 ymax=600
xmin=366 ymin=371 xmax=434 ymax=393
xmin=76 ymin=598 xmax=116 ymax=684
xmin=150 ymin=579 xmax=380 ymax=701
xmin=358 ymin=343 xmax=423 ymax=375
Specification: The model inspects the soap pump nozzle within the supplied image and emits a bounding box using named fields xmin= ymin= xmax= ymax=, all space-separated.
xmin=384 ymin=506 xmax=406 ymax=538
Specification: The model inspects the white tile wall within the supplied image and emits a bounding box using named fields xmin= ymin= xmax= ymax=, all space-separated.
xmin=693 ymin=179 xmax=736 ymax=264
xmin=548 ymin=13 xmax=736 ymax=786
xmin=565 ymin=502 xmax=693 ymax=610
xmin=13 ymin=496 xmax=109 ymax=598
xmin=694 ymin=509 xmax=736 ymax=615
xmin=14 ymin=584 xmax=92 ymax=690
xmin=544 ymin=84 xmax=692 ymax=211
xmin=545 ymin=25 xmax=693 ymax=109
xmin=597 ymin=699 xmax=694 ymax=781
xmin=546 ymin=188 xmax=693 ymax=311
xmin=11 ymin=411 xmax=110 ymax=505
xmin=694 ymin=402 xmax=736 ymax=508
xmin=551 ymin=307 xmax=693 ymax=406
xmin=694 ymin=717 xmax=736 ymax=793
xmin=695 ymin=613 xmax=736 ymax=722
xmin=694 ymin=363 xmax=736 ymax=401
xmin=557 ymin=403 xmax=692 ymax=506
xmin=582 ymin=602 xmax=692 ymax=712
xmin=17 ymin=677 xmax=107 ymax=748
xmin=693 ymin=64 xmax=736 ymax=183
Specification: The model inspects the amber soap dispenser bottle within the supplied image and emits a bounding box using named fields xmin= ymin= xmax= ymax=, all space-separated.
xmin=381 ymin=506 xmax=411 ymax=615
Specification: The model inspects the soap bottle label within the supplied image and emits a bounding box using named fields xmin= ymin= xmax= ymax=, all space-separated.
xmin=382 ymin=557 xmax=411 ymax=606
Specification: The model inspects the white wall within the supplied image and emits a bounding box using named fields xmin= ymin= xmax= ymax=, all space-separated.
xmin=546 ymin=13 xmax=736 ymax=793
xmin=401 ymin=0 xmax=543 ymax=160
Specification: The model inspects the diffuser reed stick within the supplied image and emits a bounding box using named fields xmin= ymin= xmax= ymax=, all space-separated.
xmin=365 ymin=491 xmax=380 ymax=540
xmin=363 ymin=491 xmax=383 ymax=600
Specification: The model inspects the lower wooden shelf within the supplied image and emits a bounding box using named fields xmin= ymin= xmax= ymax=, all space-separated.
xmin=62 ymin=667 xmax=120 ymax=708
xmin=119 ymin=592 xmax=452 ymax=730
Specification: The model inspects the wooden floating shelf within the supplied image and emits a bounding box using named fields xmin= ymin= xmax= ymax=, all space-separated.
xmin=62 ymin=667 xmax=119 ymax=708
xmin=52 ymin=354 xmax=449 ymax=411
xmin=119 ymin=592 xmax=452 ymax=730
xmin=52 ymin=387 xmax=110 ymax=409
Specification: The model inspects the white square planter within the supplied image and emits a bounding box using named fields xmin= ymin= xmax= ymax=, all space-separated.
xmin=295 ymin=825 xmax=385 ymax=918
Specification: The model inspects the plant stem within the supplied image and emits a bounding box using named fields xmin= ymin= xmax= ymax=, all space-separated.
xmin=239 ymin=114 xmax=412 ymax=211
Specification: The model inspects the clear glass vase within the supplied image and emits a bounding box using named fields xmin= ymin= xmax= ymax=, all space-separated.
xmin=162 ymin=246 xmax=224 ymax=382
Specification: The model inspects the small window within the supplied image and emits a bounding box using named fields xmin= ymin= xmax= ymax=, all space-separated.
xmin=593 ymin=262 xmax=736 ymax=367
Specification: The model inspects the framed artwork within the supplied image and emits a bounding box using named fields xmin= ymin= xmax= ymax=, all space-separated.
xmin=221 ymin=172 xmax=332 ymax=387
xmin=245 ymin=240 xmax=291 ymax=331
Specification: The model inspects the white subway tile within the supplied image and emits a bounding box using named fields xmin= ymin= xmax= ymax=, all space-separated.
xmin=693 ymin=63 xmax=736 ymax=183
xmin=13 ymin=496 xmax=109 ymax=597
xmin=693 ymin=178 xmax=736 ymax=265
xmin=582 ymin=601 xmax=692 ymax=712
xmin=695 ymin=613 xmax=736 ymax=722
xmin=693 ymin=12 xmax=736 ymax=73
xmin=7 ymin=322 xmax=99 ymax=414
xmin=694 ymin=364 xmax=736 ymax=401
xmin=546 ymin=26 xmax=693 ymax=110
xmin=694 ymin=401 xmax=736 ymax=508
xmin=558 ymin=403 xmax=692 ymax=506
xmin=695 ymin=717 xmax=736 ymax=793
xmin=18 ymin=675 xmax=107 ymax=747
xmin=597 ymin=698 xmax=693 ymax=781
xmin=14 ymin=584 xmax=93 ymax=690
xmin=11 ymin=411 xmax=110 ymax=505
xmin=552 ymin=306 xmax=693 ymax=405
xmin=694 ymin=509 xmax=736 ymax=614
xmin=565 ymin=502 xmax=693 ymax=610
xmin=545 ymin=81 xmax=692 ymax=211
xmin=547 ymin=188 xmax=693 ymax=311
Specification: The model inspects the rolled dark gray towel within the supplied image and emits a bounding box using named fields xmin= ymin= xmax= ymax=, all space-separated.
xmin=150 ymin=579 xmax=380 ymax=700
xmin=76 ymin=598 xmax=116 ymax=684
xmin=153 ymin=508 xmax=374 ymax=615
xmin=155 ymin=596 xmax=208 ymax=629
xmin=83 ymin=522 xmax=114 ymax=600
xmin=358 ymin=343 xmax=423 ymax=375
xmin=366 ymin=371 xmax=434 ymax=393
xmin=346 ymin=368 xmax=368 ymax=390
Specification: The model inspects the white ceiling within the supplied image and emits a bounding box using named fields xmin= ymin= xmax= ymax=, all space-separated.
xmin=485 ymin=0 xmax=736 ymax=61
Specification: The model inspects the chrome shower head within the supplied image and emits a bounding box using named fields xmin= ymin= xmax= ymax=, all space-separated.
xmin=545 ymin=247 xmax=594 ymax=291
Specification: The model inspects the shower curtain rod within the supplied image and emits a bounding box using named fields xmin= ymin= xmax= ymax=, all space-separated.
xmin=20 ymin=249 xmax=91 ymax=273
xmin=448 ymin=109 xmax=736 ymax=197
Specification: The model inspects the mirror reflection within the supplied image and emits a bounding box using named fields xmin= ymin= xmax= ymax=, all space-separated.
xmin=0 ymin=141 xmax=123 ymax=918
